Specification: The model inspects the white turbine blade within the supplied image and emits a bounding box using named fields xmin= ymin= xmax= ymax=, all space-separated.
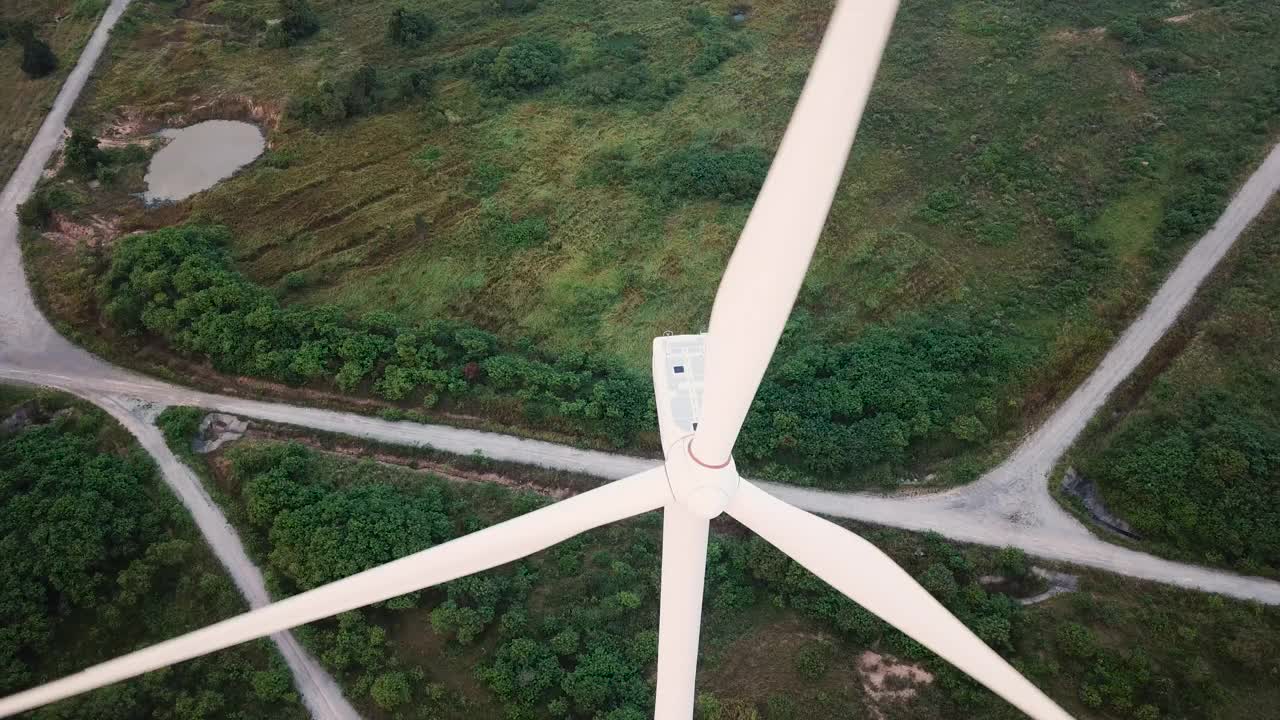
xmin=0 ymin=468 xmax=670 ymax=719
xmin=692 ymin=0 xmax=900 ymax=466
xmin=654 ymin=505 xmax=710 ymax=718
xmin=726 ymin=481 xmax=1073 ymax=720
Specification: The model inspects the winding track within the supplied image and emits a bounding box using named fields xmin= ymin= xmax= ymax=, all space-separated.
xmin=2 ymin=0 xmax=1280 ymax=679
xmin=0 ymin=3 xmax=359 ymax=718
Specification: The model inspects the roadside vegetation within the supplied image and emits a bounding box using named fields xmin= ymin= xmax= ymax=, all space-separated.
xmin=1066 ymin=201 xmax=1280 ymax=577
xmin=22 ymin=0 xmax=1280 ymax=488
xmin=0 ymin=0 xmax=105 ymax=184
xmin=168 ymin=422 xmax=1280 ymax=720
xmin=0 ymin=386 xmax=304 ymax=719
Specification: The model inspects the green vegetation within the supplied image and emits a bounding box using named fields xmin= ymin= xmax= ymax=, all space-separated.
xmin=0 ymin=1 xmax=103 ymax=183
xmin=0 ymin=387 xmax=303 ymax=718
xmin=100 ymin=222 xmax=1030 ymax=481
xmin=462 ymin=36 xmax=567 ymax=97
xmin=26 ymin=0 xmax=1280 ymax=487
xmin=288 ymin=61 xmax=433 ymax=127
xmin=63 ymin=127 xmax=103 ymax=176
xmin=185 ymin=433 xmax=1280 ymax=719
xmin=17 ymin=25 xmax=57 ymax=79
xmin=157 ymin=404 xmax=205 ymax=448
xmin=649 ymin=140 xmax=769 ymax=203
xmin=1070 ymin=201 xmax=1280 ymax=576
xmin=101 ymin=224 xmax=655 ymax=446
xmin=386 ymin=6 xmax=436 ymax=47
xmin=266 ymin=0 xmax=321 ymax=48
xmin=16 ymin=184 xmax=74 ymax=230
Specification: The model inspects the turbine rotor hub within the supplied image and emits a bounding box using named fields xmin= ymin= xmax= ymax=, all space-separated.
xmin=662 ymin=434 xmax=739 ymax=519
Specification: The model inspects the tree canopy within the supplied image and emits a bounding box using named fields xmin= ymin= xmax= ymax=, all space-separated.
xmin=0 ymin=391 xmax=304 ymax=718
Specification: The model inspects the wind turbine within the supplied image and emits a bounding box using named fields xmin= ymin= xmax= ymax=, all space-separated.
xmin=0 ymin=0 xmax=1073 ymax=717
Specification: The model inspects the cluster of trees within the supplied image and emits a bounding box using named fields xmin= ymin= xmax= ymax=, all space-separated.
xmin=205 ymin=436 xmax=1280 ymax=720
xmin=265 ymin=0 xmax=320 ymax=48
xmin=16 ymin=132 xmax=146 ymax=229
xmin=685 ymin=6 xmax=748 ymax=76
xmin=651 ymin=140 xmax=770 ymax=203
xmin=570 ymin=32 xmax=685 ymax=106
xmin=289 ymin=62 xmax=433 ymax=126
xmin=63 ymin=127 xmax=147 ymax=183
xmin=1081 ymin=198 xmax=1280 ymax=577
xmin=581 ymin=139 xmax=770 ymax=204
xmin=63 ymin=128 xmax=104 ymax=176
xmin=15 ymin=183 xmax=74 ymax=230
xmin=387 ymin=6 xmax=436 ymax=47
xmin=733 ymin=311 xmax=1031 ymax=477
xmin=102 ymin=225 xmax=654 ymax=446
xmin=101 ymin=224 xmax=1039 ymax=478
xmin=2 ymin=19 xmax=58 ymax=78
xmin=281 ymin=3 xmax=751 ymax=125
xmin=452 ymin=24 xmax=718 ymax=106
xmin=239 ymin=447 xmax=455 ymax=591
xmin=1082 ymin=392 xmax=1280 ymax=574
xmin=0 ymin=392 xmax=304 ymax=718
xmin=221 ymin=441 xmax=667 ymax=718
xmin=459 ymin=36 xmax=567 ymax=97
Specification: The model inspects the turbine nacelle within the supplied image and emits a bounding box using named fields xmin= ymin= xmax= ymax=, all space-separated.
xmin=652 ymin=334 xmax=740 ymax=519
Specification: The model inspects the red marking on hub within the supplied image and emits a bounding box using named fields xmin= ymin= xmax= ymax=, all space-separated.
xmin=687 ymin=440 xmax=732 ymax=470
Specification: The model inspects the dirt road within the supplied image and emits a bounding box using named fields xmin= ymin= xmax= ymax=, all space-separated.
xmin=93 ymin=394 xmax=360 ymax=720
xmin=0 ymin=3 xmax=359 ymax=717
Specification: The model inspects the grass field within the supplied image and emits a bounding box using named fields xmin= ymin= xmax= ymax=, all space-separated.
xmin=1063 ymin=198 xmax=1280 ymax=577
xmin=173 ymin=424 xmax=1280 ymax=720
xmin=0 ymin=0 xmax=104 ymax=185
xmin=23 ymin=0 xmax=1280 ymax=485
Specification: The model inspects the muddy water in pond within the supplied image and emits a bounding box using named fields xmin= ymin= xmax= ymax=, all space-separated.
xmin=142 ymin=120 xmax=265 ymax=203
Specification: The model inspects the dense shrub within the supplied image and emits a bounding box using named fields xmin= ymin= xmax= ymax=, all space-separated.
xmin=101 ymin=224 xmax=654 ymax=446
xmin=20 ymin=34 xmax=57 ymax=78
xmin=685 ymin=6 xmax=746 ymax=76
xmin=290 ymin=64 xmax=433 ymax=126
xmin=64 ymin=128 xmax=104 ymax=176
xmin=0 ymin=399 xmax=303 ymax=717
xmin=571 ymin=32 xmax=684 ymax=106
xmin=733 ymin=311 xmax=1033 ymax=476
xmin=266 ymin=0 xmax=319 ymax=47
xmin=651 ymin=141 xmax=769 ymax=202
xmin=386 ymin=6 xmax=435 ymax=46
xmin=497 ymin=217 xmax=549 ymax=248
xmin=16 ymin=185 xmax=73 ymax=229
xmin=157 ymin=405 xmax=205 ymax=448
xmin=1082 ymin=392 xmax=1280 ymax=573
xmin=217 ymin=437 xmax=1278 ymax=720
xmin=100 ymin=222 xmax=1043 ymax=475
xmin=465 ymin=36 xmax=565 ymax=96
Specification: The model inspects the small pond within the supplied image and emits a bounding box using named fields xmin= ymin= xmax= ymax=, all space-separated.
xmin=142 ymin=120 xmax=265 ymax=204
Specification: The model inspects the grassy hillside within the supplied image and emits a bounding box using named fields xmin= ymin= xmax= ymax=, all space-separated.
xmin=0 ymin=0 xmax=104 ymax=184
xmin=24 ymin=0 xmax=1280 ymax=486
xmin=0 ymin=387 xmax=305 ymax=719
xmin=176 ymin=429 xmax=1280 ymax=720
xmin=1064 ymin=200 xmax=1280 ymax=577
